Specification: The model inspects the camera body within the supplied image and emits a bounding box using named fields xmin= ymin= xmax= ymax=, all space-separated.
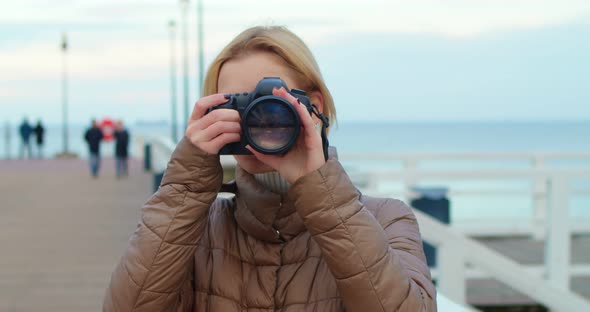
xmin=207 ymin=77 xmax=314 ymax=155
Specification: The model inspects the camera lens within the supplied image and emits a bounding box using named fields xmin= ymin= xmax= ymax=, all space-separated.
xmin=244 ymin=97 xmax=299 ymax=153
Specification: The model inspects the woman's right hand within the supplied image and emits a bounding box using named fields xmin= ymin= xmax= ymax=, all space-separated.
xmin=185 ymin=94 xmax=241 ymax=154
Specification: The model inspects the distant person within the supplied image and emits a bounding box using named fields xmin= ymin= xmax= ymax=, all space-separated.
xmin=18 ymin=118 xmax=33 ymax=159
xmin=84 ymin=119 xmax=104 ymax=178
xmin=113 ymin=120 xmax=130 ymax=178
xmin=33 ymin=120 xmax=45 ymax=159
xmin=4 ymin=121 xmax=10 ymax=159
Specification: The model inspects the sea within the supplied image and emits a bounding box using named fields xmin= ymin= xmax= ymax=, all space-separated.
xmin=2 ymin=121 xmax=589 ymax=221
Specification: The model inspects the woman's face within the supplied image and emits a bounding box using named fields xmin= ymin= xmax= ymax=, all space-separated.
xmin=217 ymin=51 xmax=321 ymax=174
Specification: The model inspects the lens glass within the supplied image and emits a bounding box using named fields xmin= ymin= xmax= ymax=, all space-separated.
xmin=245 ymin=99 xmax=297 ymax=151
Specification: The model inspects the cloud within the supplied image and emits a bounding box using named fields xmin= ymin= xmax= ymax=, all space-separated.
xmin=0 ymin=87 xmax=29 ymax=99
xmin=1 ymin=0 xmax=590 ymax=124
xmin=112 ymin=90 xmax=167 ymax=104
xmin=315 ymin=22 xmax=590 ymax=121
xmin=0 ymin=37 xmax=185 ymax=81
xmin=3 ymin=0 xmax=590 ymax=37
xmin=0 ymin=25 xmax=346 ymax=82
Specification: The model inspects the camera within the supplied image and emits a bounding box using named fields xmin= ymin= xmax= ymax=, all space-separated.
xmin=207 ymin=77 xmax=327 ymax=156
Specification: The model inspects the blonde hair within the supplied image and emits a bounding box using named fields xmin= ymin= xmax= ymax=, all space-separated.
xmin=203 ymin=26 xmax=336 ymax=132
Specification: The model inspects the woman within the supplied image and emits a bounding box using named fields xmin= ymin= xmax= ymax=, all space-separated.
xmin=104 ymin=26 xmax=436 ymax=311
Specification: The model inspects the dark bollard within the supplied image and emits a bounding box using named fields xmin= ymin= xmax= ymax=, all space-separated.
xmin=144 ymin=143 xmax=152 ymax=172
xmin=153 ymin=171 xmax=164 ymax=193
xmin=410 ymin=187 xmax=450 ymax=268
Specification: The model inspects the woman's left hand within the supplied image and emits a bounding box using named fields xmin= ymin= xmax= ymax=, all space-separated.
xmin=246 ymin=87 xmax=326 ymax=184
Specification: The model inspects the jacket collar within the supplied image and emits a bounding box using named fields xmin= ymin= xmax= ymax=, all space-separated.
xmin=233 ymin=165 xmax=306 ymax=243
xmin=231 ymin=147 xmax=338 ymax=243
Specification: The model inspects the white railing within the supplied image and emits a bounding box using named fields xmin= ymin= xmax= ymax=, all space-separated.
xmin=353 ymin=170 xmax=590 ymax=301
xmin=143 ymin=135 xmax=176 ymax=173
xmin=339 ymin=151 xmax=590 ymax=166
xmin=342 ymin=151 xmax=590 ymax=238
xmin=137 ymin=137 xmax=590 ymax=309
xmin=437 ymin=293 xmax=480 ymax=312
xmin=416 ymin=209 xmax=590 ymax=311
xmin=350 ymin=169 xmax=590 ymax=235
xmin=340 ymin=152 xmax=590 ymax=309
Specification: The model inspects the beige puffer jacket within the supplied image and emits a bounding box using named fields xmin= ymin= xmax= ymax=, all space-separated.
xmin=103 ymin=138 xmax=436 ymax=311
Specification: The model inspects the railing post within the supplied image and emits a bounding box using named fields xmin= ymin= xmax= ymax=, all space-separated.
xmin=546 ymin=175 xmax=570 ymax=290
xmin=438 ymin=242 xmax=466 ymax=304
xmin=144 ymin=143 xmax=152 ymax=172
xmin=532 ymin=156 xmax=547 ymax=240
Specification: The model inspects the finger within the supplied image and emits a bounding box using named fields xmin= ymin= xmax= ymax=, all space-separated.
xmin=188 ymin=131 xmax=215 ymax=154
xmin=187 ymin=120 xmax=240 ymax=146
xmin=197 ymin=108 xmax=240 ymax=131
xmin=294 ymin=99 xmax=317 ymax=139
xmin=205 ymin=133 xmax=241 ymax=154
xmin=185 ymin=119 xmax=201 ymax=138
xmin=189 ymin=93 xmax=230 ymax=121
xmin=271 ymin=87 xmax=316 ymax=138
xmin=272 ymin=87 xmax=298 ymax=104
xmin=185 ymin=109 xmax=239 ymax=138
xmin=200 ymin=121 xmax=241 ymax=142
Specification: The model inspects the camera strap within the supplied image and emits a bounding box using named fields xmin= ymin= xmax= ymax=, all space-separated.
xmin=311 ymin=104 xmax=330 ymax=161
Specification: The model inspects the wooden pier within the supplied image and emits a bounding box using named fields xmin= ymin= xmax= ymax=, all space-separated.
xmin=0 ymin=158 xmax=151 ymax=312
xmin=0 ymin=157 xmax=588 ymax=311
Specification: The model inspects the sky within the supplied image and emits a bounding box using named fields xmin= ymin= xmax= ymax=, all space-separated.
xmin=1 ymin=0 xmax=589 ymax=125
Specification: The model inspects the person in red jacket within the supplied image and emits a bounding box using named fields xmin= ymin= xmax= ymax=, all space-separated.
xmin=104 ymin=26 xmax=436 ymax=311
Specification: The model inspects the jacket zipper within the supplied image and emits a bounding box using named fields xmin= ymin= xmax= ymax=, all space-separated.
xmin=273 ymin=199 xmax=285 ymax=312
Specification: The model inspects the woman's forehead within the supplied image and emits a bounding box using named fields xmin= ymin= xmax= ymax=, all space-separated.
xmin=217 ymin=51 xmax=300 ymax=93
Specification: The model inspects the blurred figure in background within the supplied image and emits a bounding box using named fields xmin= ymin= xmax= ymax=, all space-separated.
xmin=114 ymin=120 xmax=130 ymax=178
xmin=84 ymin=119 xmax=103 ymax=178
xmin=18 ymin=118 xmax=33 ymax=159
xmin=33 ymin=120 xmax=45 ymax=159
xmin=4 ymin=121 xmax=10 ymax=159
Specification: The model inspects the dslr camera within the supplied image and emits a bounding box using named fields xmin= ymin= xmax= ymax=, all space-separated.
xmin=207 ymin=77 xmax=329 ymax=157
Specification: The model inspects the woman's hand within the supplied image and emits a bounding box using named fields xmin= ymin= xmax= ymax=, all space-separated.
xmin=246 ymin=87 xmax=326 ymax=184
xmin=185 ymin=94 xmax=241 ymax=154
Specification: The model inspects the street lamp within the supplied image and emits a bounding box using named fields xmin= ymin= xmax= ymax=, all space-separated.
xmin=61 ymin=33 xmax=69 ymax=155
xmin=168 ymin=20 xmax=178 ymax=143
xmin=196 ymin=0 xmax=204 ymax=96
xmin=179 ymin=0 xmax=190 ymax=129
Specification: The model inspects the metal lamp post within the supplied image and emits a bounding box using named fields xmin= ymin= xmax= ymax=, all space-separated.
xmin=179 ymin=0 xmax=190 ymax=129
xmin=196 ymin=0 xmax=204 ymax=96
xmin=168 ymin=20 xmax=178 ymax=143
xmin=61 ymin=33 xmax=69 ymax=155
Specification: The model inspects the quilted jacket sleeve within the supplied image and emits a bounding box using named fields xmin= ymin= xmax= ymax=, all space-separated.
xmin=287 ymin=159 xmax=437 ymax=312
xmin=103 ymin=137 xmax=223 ymax=311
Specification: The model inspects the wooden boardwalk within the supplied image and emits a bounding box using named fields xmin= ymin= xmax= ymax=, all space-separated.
xmin=0 ymin=158 xmax=588 ymax=310
xmin=0 ymin=158 xmax=151 ymax=312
